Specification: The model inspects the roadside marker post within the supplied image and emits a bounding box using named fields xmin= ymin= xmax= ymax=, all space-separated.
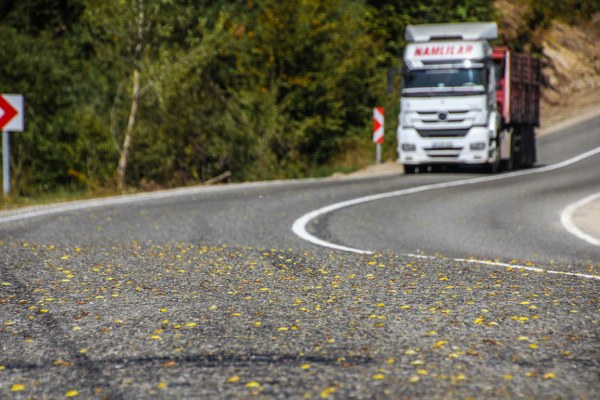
xmin=0 ymin=94 xmax=24 ymax=196
xmin=373 ymin=107 xmax=384 ymax=164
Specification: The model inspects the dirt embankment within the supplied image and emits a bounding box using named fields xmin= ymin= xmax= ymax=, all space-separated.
xmin=495 ymin=0 xmax=600 ymax=133
xmin=539 ymin=20 xmax=600 ymax=132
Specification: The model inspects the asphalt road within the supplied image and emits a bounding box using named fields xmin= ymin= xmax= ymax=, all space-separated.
xmin=0 ymin=116 xmax=599 ymax=399
xmin=316 ymin=115 xmax=600 ymax=266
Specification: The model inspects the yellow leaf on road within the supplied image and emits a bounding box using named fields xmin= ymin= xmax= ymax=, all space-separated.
xmin=320 ymin=387 xmax=337 ymax=398
xmin=10 ymin=384 xmax=25 ymax=392
xmin=65 ymin=389 xmax=79 ymax=397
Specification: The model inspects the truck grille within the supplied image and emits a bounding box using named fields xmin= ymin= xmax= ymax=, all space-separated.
xmin=417 ymin=129 xmax=469 ymax=138
xmin=423 ymin=147 xmax=463 ymax=158
xmin=416 ymin=110 xmax=469 ymax=123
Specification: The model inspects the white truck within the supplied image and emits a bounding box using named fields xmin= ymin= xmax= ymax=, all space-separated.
xmin=397 ymin=22 xmax=540 ymax=173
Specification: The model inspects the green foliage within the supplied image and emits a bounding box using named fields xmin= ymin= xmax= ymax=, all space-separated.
xmin=365 ymin=0 xmax=496 ymax=66
xmin=1 ymin=0 xmax=589 ymax=199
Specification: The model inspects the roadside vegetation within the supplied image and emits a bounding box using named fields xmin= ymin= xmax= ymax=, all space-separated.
xmin=0 ymin=0 xmax=598 ymax=207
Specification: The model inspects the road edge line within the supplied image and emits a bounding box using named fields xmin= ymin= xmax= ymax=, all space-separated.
xmin=560 ymin=192 xmax=600 ymax=247
xmin=292 ymin=147 xmax=600 ymax=280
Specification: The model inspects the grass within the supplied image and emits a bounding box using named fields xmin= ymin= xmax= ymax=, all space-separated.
xmin=0 ymin=141 xmax=400 ymax=211
xmin=0 ymin=187 xmax=124 ymax=211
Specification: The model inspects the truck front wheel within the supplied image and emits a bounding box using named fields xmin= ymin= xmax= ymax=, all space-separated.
xmin=485 ymin=140 xmax=501 ymax=173
xmin=404 ymin=165 xmax=416 ymax=174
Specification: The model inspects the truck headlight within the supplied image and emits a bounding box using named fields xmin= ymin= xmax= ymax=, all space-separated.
xmin=470 ymin=142 xmax=486 ymax=151
xmin=402 ymin=144 xmax=416 ymax=152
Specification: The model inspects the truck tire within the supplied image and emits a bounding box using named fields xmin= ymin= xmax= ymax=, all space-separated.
xmin=404 ymin=165 xmax=416 ymax=174
xmin=485 ymin=160 xmax=499 ymax=174
xmin=523 ymin=125 xmax=536 ymax=168
xmin=512 ymin=126 xmax=524 ymax=169
xmin=485 ymin=138 xmax=500 ymax=173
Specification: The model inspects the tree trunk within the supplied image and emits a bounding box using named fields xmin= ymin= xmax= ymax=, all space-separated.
xmin=117 ymin=68 xmax=141 ymax=191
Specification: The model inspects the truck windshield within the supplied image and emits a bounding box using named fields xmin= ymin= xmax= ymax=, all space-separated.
xmin=403 ymin=68 xmax=485 ymax=91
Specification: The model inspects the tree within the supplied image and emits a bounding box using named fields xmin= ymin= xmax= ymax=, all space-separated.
xmin=83 ymin=0 xmax=157 ymax=190
xmin=83 ymin=0 xmax=230 ymax=190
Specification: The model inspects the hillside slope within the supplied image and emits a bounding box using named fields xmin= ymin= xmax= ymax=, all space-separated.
xmin=495 ymin=0 xmax=600 ymax=130
xmin=539 ymin=19 xmax=600 ymax=130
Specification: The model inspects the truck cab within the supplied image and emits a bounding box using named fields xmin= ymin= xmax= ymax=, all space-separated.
xmin=397 ymin=22 xmax=502 ymax=173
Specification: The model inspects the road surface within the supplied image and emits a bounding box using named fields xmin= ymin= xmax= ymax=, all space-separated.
xmin=0 ymin=116 xmax=599 ymax=399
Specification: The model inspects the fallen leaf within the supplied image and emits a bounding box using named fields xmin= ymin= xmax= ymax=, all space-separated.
xmin=320 ymin=386 xmax=337 ymax=398
xmin=10 ymin=384 xmax=25 ymax=392
xmin=543 ymin=372 xmax=556 ymax=380
xmin=53 ymin=359 xmax=73 ymax=367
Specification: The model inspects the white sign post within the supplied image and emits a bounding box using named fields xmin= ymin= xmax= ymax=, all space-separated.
xmin=0 ymin=94 xmax=25 ymax=196
xmin=373 ymin=107 xmax=384 ymax=164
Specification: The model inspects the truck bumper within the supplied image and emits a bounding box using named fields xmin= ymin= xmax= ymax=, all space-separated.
xmin=397 ymin=127 xmax=495 ymax=165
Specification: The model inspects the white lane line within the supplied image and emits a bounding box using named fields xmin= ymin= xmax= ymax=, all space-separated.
xmin=292 ymin=147 xmax=600 ymax=281
xmin=561 ymin=192 xmax=600 ymax=247
xmin=410 ymin=254 xmax=600 ymax=281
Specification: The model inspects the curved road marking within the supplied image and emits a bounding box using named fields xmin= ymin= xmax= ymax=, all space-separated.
xmin=561 ymin=192 xmax=600 ymax=247
xmin=292 ymin=147 xmax=600 ymax=281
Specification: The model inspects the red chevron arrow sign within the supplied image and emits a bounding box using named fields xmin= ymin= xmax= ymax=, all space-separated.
xmin=0 ymin=94 xmax=24 ymax=132
xmin=373 ymin=107 xmax=384 ymax=144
